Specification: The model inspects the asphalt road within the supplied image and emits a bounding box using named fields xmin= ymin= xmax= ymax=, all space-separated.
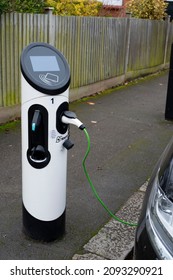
xmin=0 ymin=71 xmax=173 ymax=259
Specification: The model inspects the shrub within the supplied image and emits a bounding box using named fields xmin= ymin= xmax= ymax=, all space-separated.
xmin=46 ymin=0 xmax=103 ymax=16
xmin=0 ymin=0 xmax=45 ymax=14
xmin=0 ymin=0 xmax=11 ymax=13
xmin=126 ymin=0 xmax=168 ymax=20
xmin=15 ymin=0 xmax=45 ymax=13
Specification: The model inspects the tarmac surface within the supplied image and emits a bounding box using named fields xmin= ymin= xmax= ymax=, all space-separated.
xmin=0 ymin=71 xmax=173 ymax=260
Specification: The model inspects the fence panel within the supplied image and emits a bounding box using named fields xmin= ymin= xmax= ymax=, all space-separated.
xmin=128 ymin=19 xmax=167 ymax=73
xmin=0 ymin=13 xmax=49 ymax=107
xmin=53 ymin=16 xmax=127 ymax=89
xmin=0 ymin=13 xmax=173 ymax=108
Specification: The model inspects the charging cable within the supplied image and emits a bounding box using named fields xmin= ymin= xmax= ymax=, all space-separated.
xmin=82 ymin=128 xmax=138 ymax=227
xmin=62 ymin=112 xmax=138 ymax=227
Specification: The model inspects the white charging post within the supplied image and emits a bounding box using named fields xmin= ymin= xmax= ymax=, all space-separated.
xmin=20 ymin=42 xmax=71 ymax=241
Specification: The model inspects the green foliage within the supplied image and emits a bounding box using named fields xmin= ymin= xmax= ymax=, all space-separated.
xmin=0 ymin=0 xmax=11 ymax=14
xmin=46 ymin=0 xmax=102 ymax=16
xmin=0 ymin=120 xmax=20 ymax=132
xmin=126 ymin=0 xmax=168 ymax=20
xmin=0 ymin=0 xmax=46 ymax=14
xmin=15 ymin=0 xmax=45 ymax=13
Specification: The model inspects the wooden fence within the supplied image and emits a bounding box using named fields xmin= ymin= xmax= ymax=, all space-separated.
xmin=0 ymin=11 xmax=173 ymax=108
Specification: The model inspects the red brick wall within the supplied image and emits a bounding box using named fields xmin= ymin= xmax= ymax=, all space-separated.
xmin=99 ymin=0 xmax=129 ymax=17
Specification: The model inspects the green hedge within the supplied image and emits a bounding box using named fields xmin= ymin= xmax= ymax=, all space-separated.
xmin=0 ymin=0 xmax=45 ymax=14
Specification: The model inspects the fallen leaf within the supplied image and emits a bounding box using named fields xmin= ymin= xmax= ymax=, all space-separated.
xmin=87 ymin=102 xmax=95 ymax=105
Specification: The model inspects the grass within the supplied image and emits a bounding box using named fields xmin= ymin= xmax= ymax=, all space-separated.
xmin=0 ymin=119 xmax=21 ymax=133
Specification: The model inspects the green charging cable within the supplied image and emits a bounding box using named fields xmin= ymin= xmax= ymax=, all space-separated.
xmin=82 ymin=128 xmax=138 ymax=227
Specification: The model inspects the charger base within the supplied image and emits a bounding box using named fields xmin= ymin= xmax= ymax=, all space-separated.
xmin=22 ymin=204 xmax=66 ymax=242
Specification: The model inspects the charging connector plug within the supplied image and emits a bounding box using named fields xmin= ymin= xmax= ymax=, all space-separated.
xmin=61 ymin=111 xmax=85 ymax=130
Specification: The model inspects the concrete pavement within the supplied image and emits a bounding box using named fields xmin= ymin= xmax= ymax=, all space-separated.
xmin=0 ymin=71 xmax=173 ymax=259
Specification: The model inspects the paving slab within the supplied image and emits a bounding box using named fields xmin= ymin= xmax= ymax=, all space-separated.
xmin=73 ymin=188 xmax=145 ymax=260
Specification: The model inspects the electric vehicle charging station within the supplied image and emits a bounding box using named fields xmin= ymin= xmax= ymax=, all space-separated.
xmin=21 ymin=42 xmax=72 ymax=242
xmin=20 ymin=42 xmax=137 ymax=243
